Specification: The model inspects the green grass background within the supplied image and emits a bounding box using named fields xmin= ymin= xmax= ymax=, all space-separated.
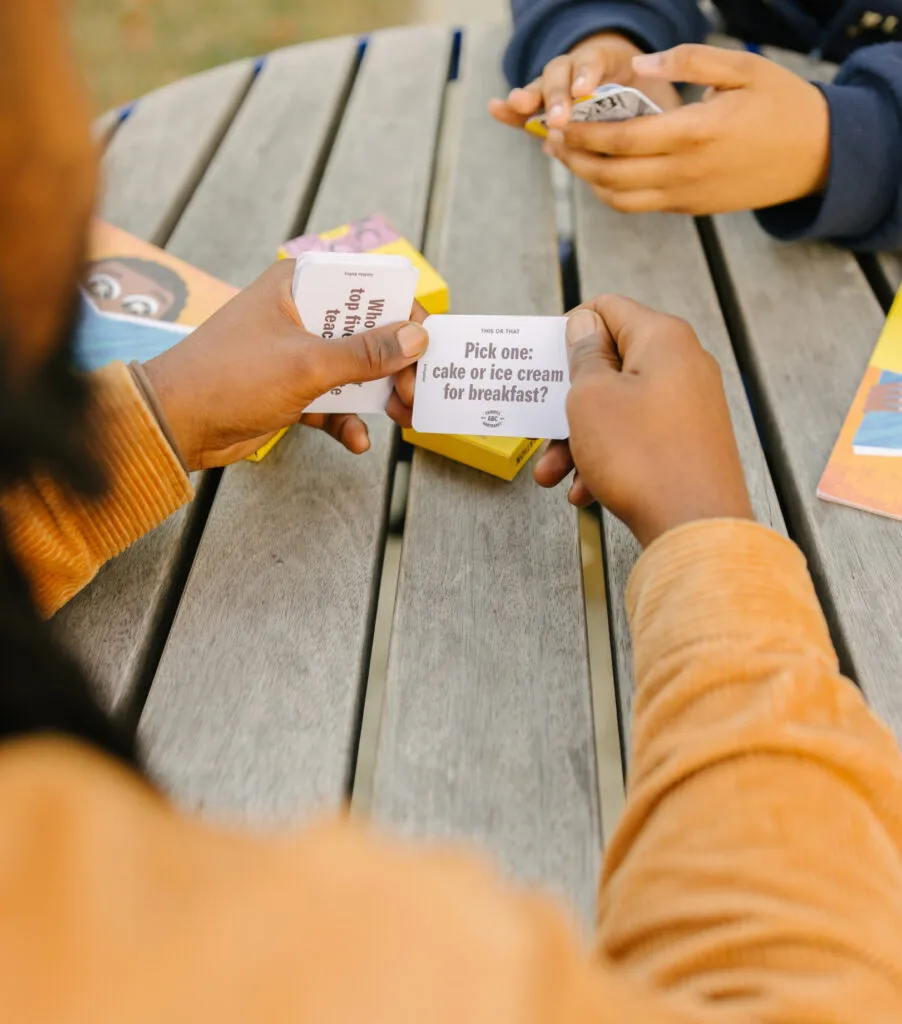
xmin=70 ymin=0 xmax=502 ymax=112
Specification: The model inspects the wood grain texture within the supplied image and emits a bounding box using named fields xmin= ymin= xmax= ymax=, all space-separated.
xmin=139 ymin=27 xmax=453 ymax=822
xmin=53 ymin=497 xmax=200 ymax=719
xmin=572 ymin=196 xmax=785 ymax=752
xmin=165 ymin=37 xmax=359 ymax=287
xmin=56 ymin=63 xmax=259 ymax=716
xmin=100 ymin=59 xmax=255 ymax=245
xmin=712 ymin=211 xmax=902 ymax=734
xmin=370 ymin=24 xmax=601 ymax=926
xmin=306 ymin=25 xmax=452 ymax=235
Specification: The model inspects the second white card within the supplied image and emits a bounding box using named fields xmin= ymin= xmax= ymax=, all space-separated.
xmin=413 ymin=315 xmax=570 ymax=439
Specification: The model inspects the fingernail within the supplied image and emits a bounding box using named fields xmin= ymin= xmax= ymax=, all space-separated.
xmin=566 ymin=309 xmax=600 ymax=346
xmin=397 ymin=322 xmax=428 ymax=357
xmin=572 ymin=73 xmax=588 ymax=90
xmin=548 ymin=103 xmax=565 ymax=121
xmin=632 ymin=52 xmax=663 ymax=73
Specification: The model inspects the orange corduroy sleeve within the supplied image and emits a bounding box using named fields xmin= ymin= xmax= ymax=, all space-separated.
xmin=598 ymin=519 xmax=902 ymax=1016
xmin=0 ymin=361 xmax=193 ymax=616
xmin=0 ymin=521 xmax=901 ymax=1023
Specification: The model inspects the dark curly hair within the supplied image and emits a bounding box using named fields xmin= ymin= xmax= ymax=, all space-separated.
xmin=0 ymin=291 xmax=141 ymax=769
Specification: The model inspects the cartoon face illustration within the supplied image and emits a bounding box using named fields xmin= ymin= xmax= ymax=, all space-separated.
xmin=74 ymin=291 xmax=192 ymax=372
xmin=82 ymin=256 xmax=189 ymax=321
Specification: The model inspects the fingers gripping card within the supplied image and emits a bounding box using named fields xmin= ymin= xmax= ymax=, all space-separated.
xmin=294 ymin=252 xmax=419 ymax=414
xmin=412 ymin=315 xmax=570 ymax=440
xmin=526 ymin=84 xmax=662 ymax=139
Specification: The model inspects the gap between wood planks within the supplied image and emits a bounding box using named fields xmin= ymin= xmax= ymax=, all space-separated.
xmin=351 ymin=113 xmax=626 ymax=845
xmin=692 ymin=216 xmax=902 ymax=689
xmin=97 ymin=37 xmax=625 ymax=839
xmin=94 ymin=40 xmax=372 ymax=723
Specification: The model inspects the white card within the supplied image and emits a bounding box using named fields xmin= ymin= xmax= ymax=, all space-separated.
xmin=413 ymin=315 xmax=570 ymax=439
xmin=527 ymin=84 xmax=662 ymax=135
xmin=293 ymin=252 xmax=419 ymax=414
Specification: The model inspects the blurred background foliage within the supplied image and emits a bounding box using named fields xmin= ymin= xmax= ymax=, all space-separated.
xmin=70 ymin=0 xmax=504 ymax=111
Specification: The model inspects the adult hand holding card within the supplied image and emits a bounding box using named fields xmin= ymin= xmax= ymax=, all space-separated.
xmin=293 ymin=252 xmax=420 ymax=415
xmin=412 ymin=315 xmax=570 ymax=439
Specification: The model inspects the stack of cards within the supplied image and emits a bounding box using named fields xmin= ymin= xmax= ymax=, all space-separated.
xmin=526 ymin=83 xmax=662 ymax=139
xmin=293 ymin=252 xmax=420 ymax=415
xmin=277 ymin=217 xmax=551 ymax=479
xmin=276 ymin=252 xmax=574 ymax=481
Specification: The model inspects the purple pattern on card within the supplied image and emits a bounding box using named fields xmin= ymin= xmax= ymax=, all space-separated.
xmin=282 ymin=213 xmax=400 ymax=256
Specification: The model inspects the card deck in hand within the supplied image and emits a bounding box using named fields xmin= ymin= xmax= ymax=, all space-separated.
xmin=526 ymin=84 xmax=662 ymax=139
xmin=412 ymin=315 xmax=570 ymax=440
xmin=293 ymin=251 xmax=419 ymax=414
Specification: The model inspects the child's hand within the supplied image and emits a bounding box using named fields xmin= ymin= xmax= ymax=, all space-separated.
xmin=535 ymin=295 xmax=753 ymax=547
xmin=142 ymin=260 xmax=428 ymax=470
xmin=543 ymin=45 xmax=829 ymax=215
xmin=488 ymin=32 xmax=680 ymax=131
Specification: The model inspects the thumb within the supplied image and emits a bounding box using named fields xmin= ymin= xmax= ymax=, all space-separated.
xmin=631 ymin=44 xmax=757 ymax=89
xmin=566 ymin=308 xmax=620 ymax=382
xmin=312 ymin=320 xmax=428 ymax=392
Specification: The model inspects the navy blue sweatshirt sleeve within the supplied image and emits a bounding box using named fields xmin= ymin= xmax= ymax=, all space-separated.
xmin=503 ymin=0 xmax=708 ymax=87
xmin=755 ymin=43 xmax=902 ymax=252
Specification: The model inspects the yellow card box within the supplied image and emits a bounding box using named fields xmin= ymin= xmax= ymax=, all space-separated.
xmin=248 ymin=215 xmax=452 ymax=464
xmin=278 ymin=214 xmax=449 ymax=316
xmin=402 ymin=430 xmax=542 ymax=481
xmin=246 ymin=430 xmax=287 ymax=462
xmin=265 ymin=216 xmax=539 ymax=478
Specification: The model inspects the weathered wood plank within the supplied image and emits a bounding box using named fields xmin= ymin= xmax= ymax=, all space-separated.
xmin=100 ymin=60 xmax=256 ymax=245
xmin=165 ymin=37 xmax=358 ymax=286
xmin=307 ymin=25 xmax=451 ymax=234
xmin=139 ymin=27 xmax=453 ymax=822
xmin=712 ymin=211 xmax=902 ymax=734
xmin=55 ymin=61 xmax=258 ymax=718
xmin=371 ymin=24 xmax=601 ymax=925
xmin=572 ymin=196 xmax=785 ymax=752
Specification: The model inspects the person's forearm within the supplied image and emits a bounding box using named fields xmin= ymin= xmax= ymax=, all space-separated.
xmin=598 ymin=520 xmax=902 ymax=1014
xmin=504 ymin=0 xmax=707 ymax=86
xmin=756 ymin=43 xmax=902 ymax=250
xmin=0 ymin=361 xmax=193 ymax=616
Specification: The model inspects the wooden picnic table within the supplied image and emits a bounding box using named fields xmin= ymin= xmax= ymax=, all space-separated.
xmin=62 ymin=23 xmax=902 ymax=926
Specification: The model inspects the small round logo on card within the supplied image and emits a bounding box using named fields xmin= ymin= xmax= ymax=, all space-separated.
xmin=481 ymin=409 xmax=504 ymax=429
